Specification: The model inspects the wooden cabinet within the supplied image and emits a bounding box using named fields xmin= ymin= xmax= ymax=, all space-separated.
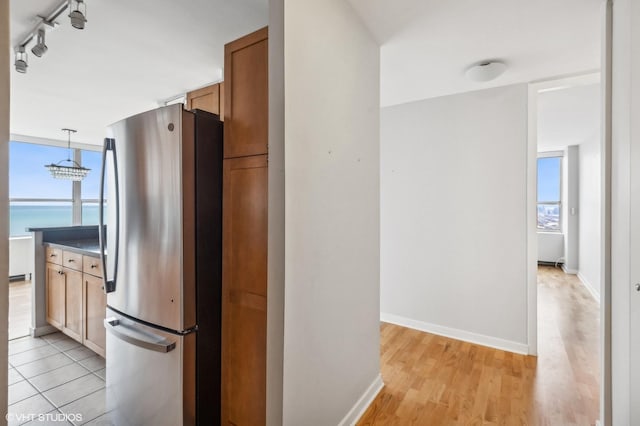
xmin=221 ymin=26 xmax=269 ymax=426
xmin=45 ymin=263 xmax=65 ymax=329
xmin=222 ymin=155 xmax=268 ymax=426
xmin=223 ymin=27 xmax=268 ymax=159
xmin=84 ymin=274 xmax=106 ymax=357
xmin=45 ymin=247 xmax=106 ymax=357
xmin=63 ymin=267 xmax=83 ymax=342
xmin=187 ymin=82 xmax=225 ymax=120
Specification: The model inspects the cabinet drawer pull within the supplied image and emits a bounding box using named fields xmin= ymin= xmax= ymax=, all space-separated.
xmin=57 ymin=270 xmax=64 ymax=275
xmin=68 ymin=259 xmax=75 ymax=263
xmin=49 ymin=253 xmax=57 ymax=257
xmin=91 ymin=264 xmax=97 ymax=269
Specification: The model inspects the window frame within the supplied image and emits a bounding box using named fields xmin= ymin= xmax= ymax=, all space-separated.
xmin=9 ymin=140 xmax=102 ymax=234
xmin=536 ymin=151 xmax=564 ymax=233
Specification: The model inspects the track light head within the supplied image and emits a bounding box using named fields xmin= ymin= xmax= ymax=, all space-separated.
xmin=31 ymin=28 xmax=48 ymax=58
xmin=69 ymin=0 xmax=87 ymax=29
xmin=14 ymin=46 xmax=28 ymax=73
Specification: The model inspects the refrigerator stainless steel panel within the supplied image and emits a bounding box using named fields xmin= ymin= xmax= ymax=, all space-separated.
xmin=105 ymin=308 xmax=195 ymax=426
xmin=105 ymin=104 xmax=196 ymax=331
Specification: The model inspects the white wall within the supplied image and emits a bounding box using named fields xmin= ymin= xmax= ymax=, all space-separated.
xmin=381 ymin=84 xmax=529 ymax=353
xmin=1 ymin=0 xmax=10 ymax=418
xmin=563 ymin=145 xmax=580 ymax=273
xmin=267 ymin=0 xmax=284 ymax=424
xmin=611 ymin=0 xmax=640 ymax=423
xmin=579 ymin=128 xmax=602 ymax=299
xmin=282 ymin=0 xmax=381 ymax=425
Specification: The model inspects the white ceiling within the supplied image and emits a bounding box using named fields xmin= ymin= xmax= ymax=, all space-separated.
xmin=537 ymin=83 xmax=600 ymax=152
xmin=348 ymin=0 xmax=602 ymax=107
xmin=10 ymin=0 xmax=268 ymax=146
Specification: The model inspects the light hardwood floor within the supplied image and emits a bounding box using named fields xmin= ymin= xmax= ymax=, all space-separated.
xmin=9 ymin=280 xmax=31 ymax=340
xmin=358 ymin=266 xmax=599 ymax=426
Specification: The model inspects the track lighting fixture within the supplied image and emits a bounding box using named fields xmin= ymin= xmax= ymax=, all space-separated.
xmin=14 ymin=46 xmax=28 ymax=73
xmin=68 ymin=0 xmax=87 ymax=30
xmin=31 ymin=28 xmax=48 ymax=58
xmin=13 ymin=0 xmax=90 ymax=73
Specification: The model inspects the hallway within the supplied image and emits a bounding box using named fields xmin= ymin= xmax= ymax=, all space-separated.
xmin=358 ymin=266 xmax=599 ymax=425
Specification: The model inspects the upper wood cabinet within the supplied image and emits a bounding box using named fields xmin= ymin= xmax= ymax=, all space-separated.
xmin=186 ymin=82 xmax=225 ymax=120
xmin=224 ymin=27 xmax=268 ymax=159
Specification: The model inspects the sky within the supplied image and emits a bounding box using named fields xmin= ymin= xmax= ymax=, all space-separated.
xmin=9 ymin=141 xmax=102 ymax=200
xmin=537 ymin=157 xmax=561 ymax=202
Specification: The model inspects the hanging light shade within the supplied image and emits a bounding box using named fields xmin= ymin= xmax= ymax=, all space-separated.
xmin=14 ymin=46 xmax=28 ymax=73
xmin=68 ymin=0 xmax=87 ymax=29
xmin=45 ymin=128 xmax=91 ymax=181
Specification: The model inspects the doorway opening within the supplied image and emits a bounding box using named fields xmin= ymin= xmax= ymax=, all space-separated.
xmin=529 ymin=73 xmax=603 ymax=424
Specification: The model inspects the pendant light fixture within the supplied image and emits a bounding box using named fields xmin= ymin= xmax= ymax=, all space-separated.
xmin=45 ymin=128 xmax=91 ymax=181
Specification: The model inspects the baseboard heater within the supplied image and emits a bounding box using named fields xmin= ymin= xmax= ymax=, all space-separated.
xmin=537 ymin=261 xmax=563 ymax=267
xmin=9 ymin=274 xmax=29 ymax=282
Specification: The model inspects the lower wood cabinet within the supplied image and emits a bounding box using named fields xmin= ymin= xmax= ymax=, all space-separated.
xmin=84 ymin=274 xmax=106 ymax=357
xmin=45 ymin=263 xmax=65 ymax=329
xmin=63 ymin=267 xmax=83 ymax=342
xmin=45 ymin=249 xmax=106 ymax=357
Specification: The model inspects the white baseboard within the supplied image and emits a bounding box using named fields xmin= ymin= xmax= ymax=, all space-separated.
xmin=577 ymin=272 xmax=601 ymax=303
xmin=381 ymin=312 xmax=529 ymax=355
xmin=337 ymin=373 xmax=384 ymax=426
xmin=561 ymin=264 xmax=578 ymax=275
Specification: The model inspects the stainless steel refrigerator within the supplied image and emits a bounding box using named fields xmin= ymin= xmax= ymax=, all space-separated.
xmin=99 ymin=104 xmax=223 ymax=425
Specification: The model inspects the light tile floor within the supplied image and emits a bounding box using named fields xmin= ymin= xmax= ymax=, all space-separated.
xmin=7 ymin=333 xmax=111 ymax=426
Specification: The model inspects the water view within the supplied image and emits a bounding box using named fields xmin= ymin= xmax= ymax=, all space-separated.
xmin=10 ymin=204 xmax=102 ymax=237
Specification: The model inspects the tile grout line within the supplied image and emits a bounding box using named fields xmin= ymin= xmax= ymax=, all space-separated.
xmin=8 ymin=333 xmax=107 ymax=425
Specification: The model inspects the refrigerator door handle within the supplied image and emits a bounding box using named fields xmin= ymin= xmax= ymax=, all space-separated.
xmin=104 ymin=317 xmax=176 ymax=353
xmin=100 ymin=138 xmax=119 ymax=294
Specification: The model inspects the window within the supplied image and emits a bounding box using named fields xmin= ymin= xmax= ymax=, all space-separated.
xmin=537 ymin=155 xmax=562 ymax=231
xmin=81 ymin=149 xmax=105 ymax=225
xmin=9 ymin=141 xmax=102 ymax=237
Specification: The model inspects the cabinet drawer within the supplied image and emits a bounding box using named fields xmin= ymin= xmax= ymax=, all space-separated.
xmin=62 ymin=251 xmax=83 ymax=271
xmin=83 ymin=255 xmax=103 ymax=278
xmin=46 ymin=247 xmax=63 ymax=265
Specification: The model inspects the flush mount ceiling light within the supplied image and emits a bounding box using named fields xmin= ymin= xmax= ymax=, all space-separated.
xmin=68 ymin=0 xmax=87 ymax=30
xmin=465 ymin=61 xmax=507 ymax=82
xmin=14 ymin=46 xmax=28 ymax=73
xmin=45 ymin=129 xmax=91 ymax=181
xmin=31 ymin=28 xmax=48 ymax=57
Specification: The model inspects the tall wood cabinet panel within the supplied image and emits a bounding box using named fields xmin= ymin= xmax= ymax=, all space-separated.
xmin=223 ymin=27 xmax=268 ymax=159
xmin=186 ymin=83 xmax=225 ymax=120
xmin=222 ymin=155 xmax=268 ymax=426
xmin=221 ymin=26 xmax=269 ymax=426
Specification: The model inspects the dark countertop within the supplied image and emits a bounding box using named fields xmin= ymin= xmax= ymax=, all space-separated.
xmin=46 ymin=240 xmax=103 ymax=257
xmin=27 ymin=225 xmax=99 ymax=232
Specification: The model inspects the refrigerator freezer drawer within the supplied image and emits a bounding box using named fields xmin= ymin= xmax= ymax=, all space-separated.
xmin=105 ymin=308 xmax=195 ymax=426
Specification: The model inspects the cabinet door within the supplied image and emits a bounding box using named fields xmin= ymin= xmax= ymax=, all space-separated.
xmin=45 ymin=263 xmax=65 ymax=329
xmin=84 ymin=274 xmax=106 ymax=357
xmin=62 ymin=267 xmax=83 ymax=342
xmin=186 ymin=83 xmax=220 ymax=116
xmin=222 ymin=155 xmax=268 ymax=426
xmin=223 ymin=27 xmax=268 ymax=158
